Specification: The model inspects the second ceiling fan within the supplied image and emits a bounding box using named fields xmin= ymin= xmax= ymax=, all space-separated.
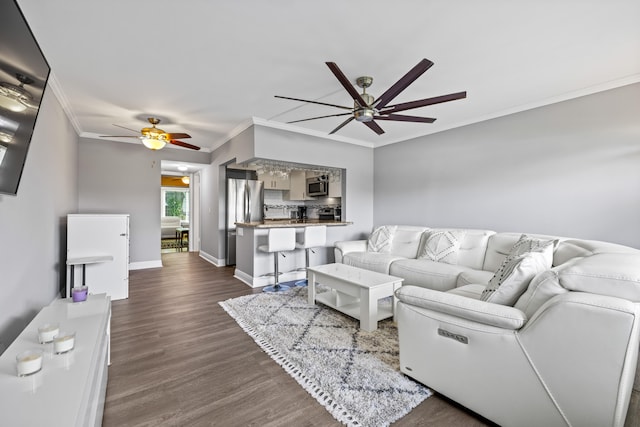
xmin=276 ymin=59 xmax=467 ymax=135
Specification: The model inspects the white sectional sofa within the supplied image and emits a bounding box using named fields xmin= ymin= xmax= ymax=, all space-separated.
xmin=334 ymin=225 xmax=640 ymax=427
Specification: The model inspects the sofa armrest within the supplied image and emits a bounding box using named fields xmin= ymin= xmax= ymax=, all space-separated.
xmin=396 ymin=285 xmax=527 ymax=330
xmin=334 ymin=240 xmax=367 ymax=263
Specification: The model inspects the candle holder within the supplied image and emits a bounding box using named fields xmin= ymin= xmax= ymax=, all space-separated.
xmin=37 ymin=323 xmax=60 ymax=344
xmin=16 ymin=349 xmax=44 ymax=377
xmin=53 ymin=331 xmax=76 ymax=354
xmin=71 ymin=286 xmax=88 ymax=302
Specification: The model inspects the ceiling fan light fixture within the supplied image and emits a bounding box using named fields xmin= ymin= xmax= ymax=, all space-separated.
xmin=354 ymin=108 xmax=375 ymax=122
xmin=0 ymin=83 xmax=29 ymax=112
xmin=140 ymin=136 xmax=166 ymax=150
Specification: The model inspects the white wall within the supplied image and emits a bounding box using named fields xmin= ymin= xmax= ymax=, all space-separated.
xmin=0 ymin=88 xmax=78 ymax=353
xmin=77 ymin=138 xmax=210 ymax=267
xmin=374 ymin=83 xmax=640 ymax=248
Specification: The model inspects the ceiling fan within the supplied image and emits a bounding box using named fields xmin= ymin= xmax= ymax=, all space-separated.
xmin=100 ymin=117 xmax=200 ymax=150
xmin=275 ymin=59 xmax=467 ymax=135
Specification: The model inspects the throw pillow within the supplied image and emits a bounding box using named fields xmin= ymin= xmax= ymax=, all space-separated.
xmin=419 ymin=230 xmax=466 ymax=264
xmin=367 ymin=225 xmax=396 ymax=253
xmin=481 ymin=235 xmax=556 ymax=305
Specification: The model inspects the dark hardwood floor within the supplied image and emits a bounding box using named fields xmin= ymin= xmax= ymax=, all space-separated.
xmin=102 ymin=252 xmax=494 ymax=426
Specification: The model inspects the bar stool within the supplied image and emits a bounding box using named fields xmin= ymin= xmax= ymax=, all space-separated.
xmin=295 ymin=226 xmax=327 ymax=287
xmin=259 ymin=228 xmax=296 ymax=293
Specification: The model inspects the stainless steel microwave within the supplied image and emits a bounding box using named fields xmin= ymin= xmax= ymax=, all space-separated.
xmin=307 ymin=176 xmax=328 ymax=197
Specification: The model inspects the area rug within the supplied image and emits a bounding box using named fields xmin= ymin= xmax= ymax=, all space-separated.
xmin=161 ymin=239 xmax=183 ymax=250
xmin=219 ymin=285 xmax=431 ymax=427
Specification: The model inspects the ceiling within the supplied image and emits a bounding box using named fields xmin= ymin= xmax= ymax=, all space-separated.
xmin=15 ymin=0 xmax=640 ymax=152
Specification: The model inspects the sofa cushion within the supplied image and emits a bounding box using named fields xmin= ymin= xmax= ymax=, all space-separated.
xmin=418 ymin=229 xmax=466 ymax=264
xmin=367 ymin=225 xmax=396 ymax=253
xmin=556 ymin=253 xmax=640 ymax=302
xmin=456 ymin=269 xmax=495 ymax=287
xmin=391 ymin=259 xmax=481 ymax=292
xmin=447 ymin=284 xmax=485 ymax=300
xmin=437 ymin=228 xmax=494 ymax=270
xmin=481 ymin=235 xmax=555 ymax=305
xmin=388 ymin=226 xmax=430 ymax=258
xmin=553 ymin=239 xmax=640 ymax=266
xmin=514 ymin=269 xmax=568 ymax=317
xmin=342 ymin=252 xmax=406 ymax=275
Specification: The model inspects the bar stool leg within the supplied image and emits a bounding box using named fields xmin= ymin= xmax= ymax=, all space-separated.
xmin=295 ymin=248 xmax=313 ymax=287
xmin=264 ymin=251 xmax=291 ymax=293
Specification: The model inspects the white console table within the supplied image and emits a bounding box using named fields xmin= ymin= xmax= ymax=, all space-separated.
xmin=0 ymin=294 xmax=111 ymax=427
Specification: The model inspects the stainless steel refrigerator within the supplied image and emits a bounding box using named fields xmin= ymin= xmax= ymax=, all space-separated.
xmin=226 ymin=178 xmax=264 ymax=265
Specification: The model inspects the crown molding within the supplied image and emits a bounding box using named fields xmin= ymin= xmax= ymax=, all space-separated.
xmin=46 ymin=71 xmax=82 ymax=135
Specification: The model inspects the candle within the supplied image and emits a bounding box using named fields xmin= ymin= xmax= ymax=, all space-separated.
xmin=72 ymin=286 xmax=88 ymax=302
xmin=37 ymin=323 xmax=60 ymax=344
xmin=53 ymin=332 xmax=75 ymax=354
xmin=16 ymin=349 xmax=43 ymax=377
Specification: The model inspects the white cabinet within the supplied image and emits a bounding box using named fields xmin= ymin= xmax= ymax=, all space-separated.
xmin=67 ymin=214 xmax=129 ymax=300
xmin=260 ymin=175 xmax=290 ymax=190
xmin=0 ymin=294 xmax=111 ymax=427
xmin=286 ymin=170 xmax=314 ymax=201
xmin=328 ymin=172 xmax=342 ymax=198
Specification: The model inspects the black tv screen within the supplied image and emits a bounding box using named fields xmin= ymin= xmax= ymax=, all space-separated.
xmin=0 ymin=0 xmax=50 ymax=195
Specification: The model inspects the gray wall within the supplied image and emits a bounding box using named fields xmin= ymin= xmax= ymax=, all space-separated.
xmin=77 ymin=138 xmax=210 ymax=267
xmin=374 ymin=83 xmax=640 ymax=248
xmin=200 ymin=124 xmax=375 ymax=265
xmin=0 ymin=88 xmax=78 ymax=353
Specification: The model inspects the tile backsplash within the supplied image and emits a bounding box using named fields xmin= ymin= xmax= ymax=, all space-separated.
xmin=263 ymin=189 xmax=340 ymax=219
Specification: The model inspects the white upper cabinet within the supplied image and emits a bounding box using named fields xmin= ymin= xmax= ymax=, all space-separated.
xmin=286 ymin=170 xmax=314 ymax=201
xmin=260 ymin=175 xmax=290 ymax=190
xmin=328 ymin=172 xmax=342 ymax=198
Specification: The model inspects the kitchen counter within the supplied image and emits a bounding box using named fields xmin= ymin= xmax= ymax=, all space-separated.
xmin=231 ymin=220 xmax=352 ymax=288
xmin=236 ymin=219 xmax=352 ymax=228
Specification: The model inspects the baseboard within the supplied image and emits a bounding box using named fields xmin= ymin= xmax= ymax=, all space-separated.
xmin=234 ymin=269 xmax=305 ymax=288
xmin=199 ymin=250 xmax=224 ymax=267
xmin=129 ymin=260 xmax=163 ymax=270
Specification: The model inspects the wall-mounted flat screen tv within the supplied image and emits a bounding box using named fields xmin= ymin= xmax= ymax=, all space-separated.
xmin=0 ymin=0 xmax=50 ymax=195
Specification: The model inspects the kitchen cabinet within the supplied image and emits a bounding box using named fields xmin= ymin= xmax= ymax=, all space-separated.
xmin=328 ymin=172 xmax=342 ymax=198
xmin=260 ymin=175 xmax=290 ymax=190
xmin=286 ymin=170 xmax=314 ymax=201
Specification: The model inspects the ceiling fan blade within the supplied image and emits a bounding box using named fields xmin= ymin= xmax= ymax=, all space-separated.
xmin=167 ymin=132 xmax=191 ymax=139
xmin=380 ymin=91 xmax=467 ymax=114
xmin=326 ymin=62 xmax=369 ymax=107
xmin=374 ymin=59 xmax=434 ymax=109
xmin=275 ymin=95 xmax=353 ymax=111
xmin=287 ymin=112 xmax=352 ymax=124
xmin=364 ymin=120 xmax=385 ymax=135
xmin=169 ymin=140 xmax=201 ymax=150
xmin=99 ymin=135 xmax=139 ymax=138
xmin=375 ymin=114 xmax=436 ymax=123
xmin=112 ymin=124 xmax=140 ymax=133
xmin=329 ymin=116 xmax=355 ymax=135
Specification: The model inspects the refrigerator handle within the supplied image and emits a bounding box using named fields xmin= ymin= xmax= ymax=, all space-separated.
xmin=244 ymin=182 xmax=250 ymax=223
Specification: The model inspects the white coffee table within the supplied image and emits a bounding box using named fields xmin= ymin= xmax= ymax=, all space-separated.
xmin=307 ymin=263 xmax=404 ymax=331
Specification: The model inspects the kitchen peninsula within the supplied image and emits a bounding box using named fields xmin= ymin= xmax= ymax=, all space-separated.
xmin=233 ymin=219 xmax=351 ymax=287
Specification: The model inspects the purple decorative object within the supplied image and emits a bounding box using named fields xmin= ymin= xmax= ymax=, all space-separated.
xmin=72 ymin=286 xmax=88 ymax=302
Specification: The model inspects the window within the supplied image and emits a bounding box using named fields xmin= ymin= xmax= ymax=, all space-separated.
xmin=161 ymin=187 xmax=190 ymax=223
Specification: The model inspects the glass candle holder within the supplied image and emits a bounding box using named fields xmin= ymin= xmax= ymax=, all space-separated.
xmin=71 ymin=286 xmax=88 ymax=302
xmin=53 ymin=331 xmax=76 ymax=354
xmin=37 ymin=323 xmax=60 ymax=344
xmin=16 ymin=349 xmax=44 ymax=377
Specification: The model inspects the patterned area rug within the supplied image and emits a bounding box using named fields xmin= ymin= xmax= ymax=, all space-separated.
xmin=161 ymin=239 xmax=183 ymax=250
xmin=219 ymin=285 xmax=431 ymax=427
